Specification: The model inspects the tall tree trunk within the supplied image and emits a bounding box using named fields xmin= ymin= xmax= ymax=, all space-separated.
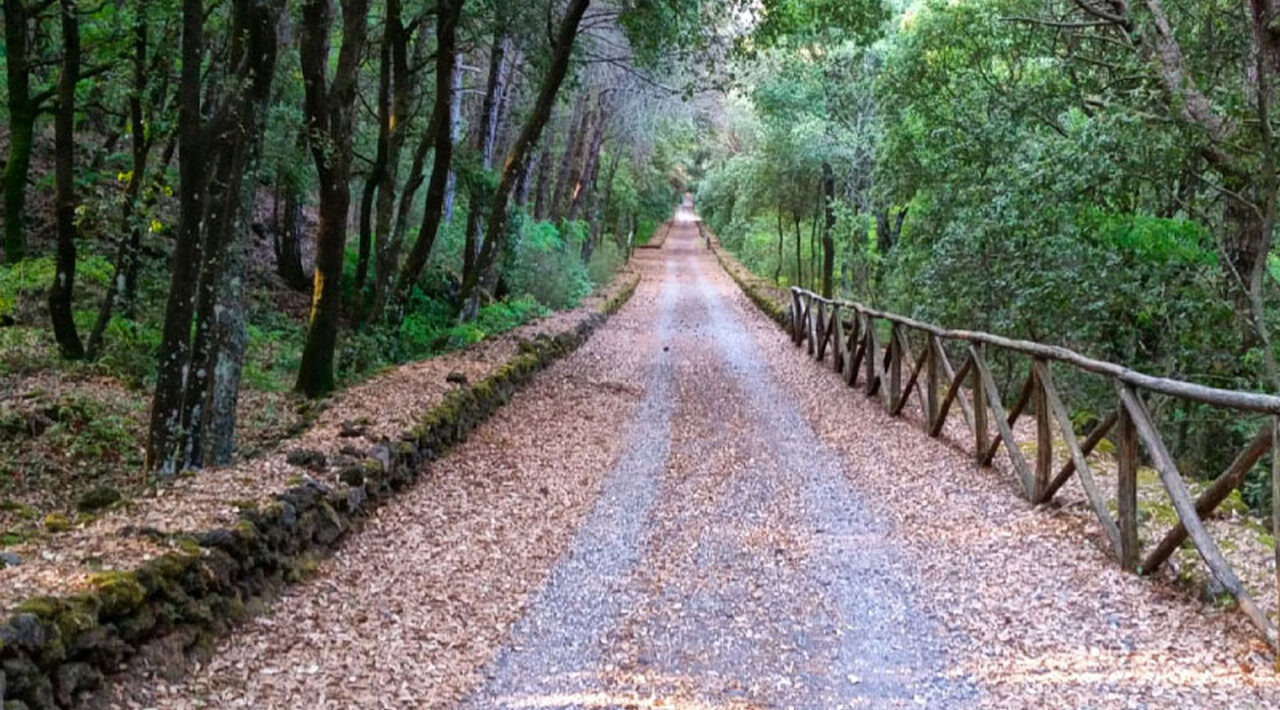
xmin=531 ymin=139 xmax=554 ymax=219
xmin=586 ymin=150 xmax=620 ymax=262
xmin=147 ymin=0 xmax=208 ymax=473
xmin=355 ymin=26 xmax=392 ymax=309
xmin=182 ymin=0 xmax=282 ymax=465
xmin=88 ymin=10 xmax=155 ymax=359
xmin=793 ymin=212 xmax=803 ymax=288
xmin=568 ymin=98 xmax=609 ymax=225
xmin=369 ymin=0 xmax=411 ymax=319
xmin=457 ymin=0 xmax=591 ymax=315
xmin=273 ymin=173 xmax=310 ymax=290
xmin=549 ymin=97 xmax=590 ymax=223
xmin=775 ymin=208 xmax=783 ymax=284
xmin=442 ymin=49 xmax=464 ymax=225
xmin=2 ymin=0 xmax=36 ymax=263
xmin=820 ymin=162 xmax=836 ymax=298
xmin=295 ymin=0 xmax=372 ymax=398
xmin=389 ymin=0 xmax=464 ymax=321
xmin=460 ymin=30 xmax=510 ymax=321
xmin=49 ymin=0 xmax=84 ymax=359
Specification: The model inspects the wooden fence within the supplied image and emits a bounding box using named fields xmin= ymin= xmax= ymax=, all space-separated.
xmin=789 ymin=286 xmax=1280 ymax=652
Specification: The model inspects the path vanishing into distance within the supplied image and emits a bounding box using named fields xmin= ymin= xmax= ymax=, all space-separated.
xmin=101 ymin=211 xmax=1280 ymax=709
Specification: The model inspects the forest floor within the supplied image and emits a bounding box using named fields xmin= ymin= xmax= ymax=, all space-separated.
xmin=91 ymin=210 xmax=1280 ymax=709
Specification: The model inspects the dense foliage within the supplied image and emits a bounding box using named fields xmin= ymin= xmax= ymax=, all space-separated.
xmin=696 ymin=0 xmax=1280 ymax=511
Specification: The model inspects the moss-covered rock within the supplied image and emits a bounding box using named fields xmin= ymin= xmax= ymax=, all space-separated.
xmin=88 ymin=572 xmax=144 ymax=619
xmin=74 ymin=486 xmax=121 ymax=514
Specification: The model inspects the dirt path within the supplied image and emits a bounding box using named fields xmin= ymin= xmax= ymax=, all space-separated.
xmin=102 ymin=210 xmax=1280 ymax=709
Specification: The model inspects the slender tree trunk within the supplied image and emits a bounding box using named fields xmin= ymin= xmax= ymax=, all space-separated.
xmin=147 ymin=0 xmax=208 ymax=473
xmin=549 ymin=97 xmax=589 ymax=222
xmin=821 ymin=162 xmax=836 ymax=298
xmin=273 ymin=166 xmax=310 ymax=290
xmin=460 ymin=30 xmax=509 ymax=321
xmin=442 ymin=49 xmax=464 ymax=225
xmin=369 ymin=0 xmax=411 ymax=319
xmin=183 ymin=0 xmax=282 ymax=465
xmin=355 ymin=30 xmax=391 ymax=308
xmin=2 ymin=0 xmax=36 ymax=263
xmin=49 ymin=0 xmax=84 ymax=359
xmin=390 ymin=0 xmax=464 ymax=321
xmin=569 ymin=98 xmax=609 ymax=225
xmin=295 ymin=0 xmax=372 ymax=398
xmin=88 ymin=12 xmax=154 ymax=359
xmin=457 ymin=0 xmax=591 ymax=315
xmin=775 ymin=208 xmax=783 ymax=284
xmin=531 ymin=140 xmax=554 ymax=219
xmin=793 ymin=212 xmax=803 ymax=289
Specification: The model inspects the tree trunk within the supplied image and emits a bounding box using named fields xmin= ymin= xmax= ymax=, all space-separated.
xmin=355 ymin=27 xmax=391 ymax=308
xmin=793 ymin=212 xmax=803 ymax=288
xmin=531 ymin=140 xmax=554 ymax=219
xmin=295 ymin=0 xmax=372 ymax=398
xmin=568 ymin=98 xmax=609 ymax=225
xmin=273 ymin=171 xmax=310 ymax=290
xmin=182 ymin=0 xmax=282 ymax=465
xmin=369 ymin=0 xmax=411 ymax=319
xmin=460 ymin=30 xmax=509 ymax=321
xmin=821 ymin=162 xmax=835 ymax=298
xmin=457 ymin=0 xmax=591 ymax=315
xmin=2 ymin=0 xmax=36 ymax=263
xmin=442 ymin=49 xmax=464 ymax=225
xmin=88 ymin=11 xmax=155 ymax=359
xmin=775 ymin=208 xmax=783 ymax=284
xmin=49 ymin=0 xmax=84 ymax=359
xmin=389 ymin=0 xmax=464 ymax=321
xmin=549 ymin=97 xmax=589 ymax=223
xmin=147 ymin=0 xmax=208 ymax=473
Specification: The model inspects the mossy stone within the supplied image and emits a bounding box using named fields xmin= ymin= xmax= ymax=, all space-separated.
xmin=75 ymin=485 xmax=122 ymax=513
xmin=41 ymin=514 xmax=70 ymax=533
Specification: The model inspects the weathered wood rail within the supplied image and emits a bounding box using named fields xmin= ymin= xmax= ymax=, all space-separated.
xmin=789 ymin=286 xmax=1280 ymax=653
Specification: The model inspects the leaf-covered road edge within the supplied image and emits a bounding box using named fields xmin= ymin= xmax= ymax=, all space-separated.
xmin=0 ymin=271 xmax=640 ymax=710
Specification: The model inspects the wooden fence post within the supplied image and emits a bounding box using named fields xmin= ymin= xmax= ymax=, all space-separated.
xmin=1117 ymin=396 xmax=1139 ymax=571
xmin=889 ymin=324 xmax=902 ymax=413
xmin=1034 ymin=358 xmax=1052 ymax=502
xmin=1274 ymin=415 xmax=1280 ymax=661
xmin=971 ymin=343 xmax=988 ymax=465
xmin=926 ymin=334 xmax=939 ymax=434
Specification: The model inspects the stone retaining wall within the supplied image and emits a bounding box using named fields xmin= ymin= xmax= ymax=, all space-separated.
xmin=0 ymin=275 xmax=638 ymax=710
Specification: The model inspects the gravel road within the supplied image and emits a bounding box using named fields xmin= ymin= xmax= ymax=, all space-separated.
xmin=100 ymin=210 xmax=1280 ymax=709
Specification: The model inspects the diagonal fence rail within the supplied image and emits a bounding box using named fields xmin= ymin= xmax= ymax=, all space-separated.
xmin=788 ymin=286 xmax=1280 ymax=654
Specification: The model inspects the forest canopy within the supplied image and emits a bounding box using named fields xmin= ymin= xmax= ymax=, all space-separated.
xmin=3 ymin=0 xmax=1280 ymax=512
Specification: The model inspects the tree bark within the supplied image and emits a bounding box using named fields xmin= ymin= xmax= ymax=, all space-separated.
xmin=457 ymin=0 xmax=592 ymax=315
xmin=442 ymin=49 xmax=465 ymax=225
xmin=821 ymin=162 xmax=836 ymax=298
xmin=389 ymin=0 xmax=464 ymax=321
xmin=460 ymin=30 xmax=510 ymax=321
xmin=273 ymin=171 xmax=310 ymax=290
xmin=369 ymin=0 xmax=412 ymax=319
xmin=88 ymin=9 xmax=157 ymax=359
xmin=295 ymin=0 xmax=372 ymax=398
xmin=2 ymin=0 xmax=37 ymax=263
xmin=550 ymin=97 xmax=590 ymax=223
xmin=183 ymin=0 xmax=282 ymax=465
xmin=49 ymin=0 xmax=85 ymax=359
xmin=531 ymin=139 xmax=554 ymax=219
xmin=147 ymin=0 xmax=209 ymax=473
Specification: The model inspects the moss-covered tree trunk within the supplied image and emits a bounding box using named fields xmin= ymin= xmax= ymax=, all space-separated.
xmin=821 ymin=162 xmax=835 ymax=299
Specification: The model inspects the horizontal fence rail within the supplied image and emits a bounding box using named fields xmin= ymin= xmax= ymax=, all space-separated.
xmin=788 ymin=286 xmax=1280 ymax=653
